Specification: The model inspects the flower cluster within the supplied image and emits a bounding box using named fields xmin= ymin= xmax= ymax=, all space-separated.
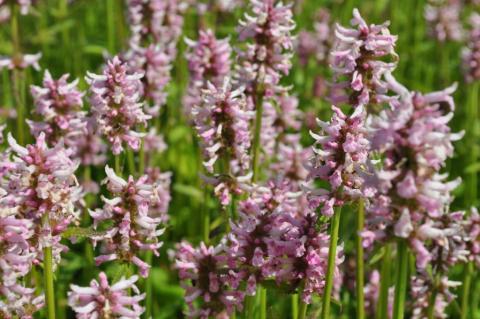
xmin=236 ymin=0 xmax=295 ymax=98
xmin=90 ymin=166 xmax=165 ymax=277
xmin=308 ymin=105 xmax=370 ymax=216
xmin=424 ymin=0 xmax=464 ymax=43
xmin=86 ymin=56 xmax=150 ymax=155
xmin=297 ymin=9 xmax=332 ymax=66
xmin=28 ymin=71 xmax=86 ymax=153
xmin=175 ymin=241 xmax=244 ymax=319
xmin=0 ymin=133 xmax=82 ymax=265
xmin=68 ymin=272 xmax=145 ymax=319
xmin=0 ymin=0 xmax=32 ymax=15
xmin=330 ymin=9 xmax=398 ymax=108
xmin=194 ymin=79 xmax=253 ymax=174
xmin=462 ymin=13 xmax=480 ymax=83
xmin=184 ymin=29 xmax=232 ymax=115
xmin=0 ymin=52 xmax=41 ymax=71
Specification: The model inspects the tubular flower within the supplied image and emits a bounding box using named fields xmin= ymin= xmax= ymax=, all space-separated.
xmin=184 ymin=29 xmax=232 ymax=115
xmin=366 ymin=75 xmax=463 ymax=256
xmin=89 ymin=166 xmax=165 ymax=277
xmin=193 ymin=79 xmax=253 ymax=174
xmin=307 ymin=105 xmax=371 ymax=216
xmin=145 ymin=167 xmax=172 ymax=223
xmin=175 ymin=241 xmax=244 ymax=319
xmin=86 ymin=56 xmax=150 ymax=155
xmin=68 ymin=272 xmax=145 ymax=319
xmin=462 ymin=13 xmax=480 ymax=83
xmin=27 ymin=71 xmax=86 ymax=153
xmin=0 ymin=283 xmax=44 ymax=319
xmin=330 ymin=8 xmax=397 ymax=108
xmin=236 ymin=0 xmax=295 ymax=98
xmin=75 ymin=118 xmax=107 ymax=166
xmin=424 ymin=0 xmax=463 ymax=43
xmin=0 ymin=133 xmax=82 ymax=267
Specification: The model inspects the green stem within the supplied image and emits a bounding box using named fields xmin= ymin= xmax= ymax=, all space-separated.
xmin=392 ymin=240 xmax=408 ymax=319
xmin=377 ymin=244 xmax=392 ymax=319
xmin=107 ymin=0 xmax=116 ymax=53
xmin=245 ymin=295 xmax=254 ymax=319
xmin=427 ymin=287 xmax=437 ymax=319
xmin=201 ymin=189 xmax=210 ymax=244
xmin=144 ymin=251 xmax=153 ymax=319
xmin=127 ymin=149 xmax=136 ymax=176
xmin=356 ymin=200 xmax=365 ymax=319
xmin=259 ymin=286 xmax=267 ymax=319
xmin=466 ymin=82 xmax=480 ymax=206
xmin=251 ymin=85 xmax=265 ymax=183
xmin=10 ymin=5 xmax=24 ymax=145
xmin=292 ymin=294 xmax=298 ymax=319
xmin=114 ymin=155 xmax=122 ymax=176
xmin=42 ymin=215 xmax=56 ymax=319
xmin=321 ymin=207 xmax=342 ymax=319
xmin=297 ymin=295 xmax=308 ymax=319
xmin=461 ymin=262 xmax=474 ymax=319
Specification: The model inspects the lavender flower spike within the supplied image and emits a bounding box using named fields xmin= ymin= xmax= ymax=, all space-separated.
xmin=68 ymin=272 xmax=145 ymax=319
xmin=86 ymin=56 xmax=150 ymax=155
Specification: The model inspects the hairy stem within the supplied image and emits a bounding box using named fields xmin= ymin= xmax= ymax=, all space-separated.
xmin=42 ymin=215 xmax=56 ymax=319
xmin=377 ymin=244 xmax=392 ymax=319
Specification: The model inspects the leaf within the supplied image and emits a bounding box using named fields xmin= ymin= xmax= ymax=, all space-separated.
xmin=61 ymin=226 xmax=104 ymax=239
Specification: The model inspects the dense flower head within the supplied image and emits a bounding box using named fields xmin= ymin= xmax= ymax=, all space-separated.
xmin=28 ymin=71 xmax=86 ymax=153
xmin=125 ymin=44 xmax=172 ymax=115
xmin=330 ymin=8 xmax=398 ymax=108
xmin=184 ymin=29 xmax=232 ymax=114
xmin=296 ymin=8 xmax=332 ymax=66
xmin=89 ymin=166 xmax=165 ymax=277
xmin=68 ymin=272 xmax=145 ymax=319
xmin=74 ymin=118 xmax=107 ymax=166
xmin=0 ymin=283 xmax=44 ymax=319
xmin=175 ymin=241 xmax=244 ymax=319
xmin=307 ymin=105 xmax=371 ymax=216
xmin=236 ymin=0 xmax=295 ymax=98
xmin=0 ymin=133 xmax=82 ymax=266
xmin=462 ymin=13 xmax=480 ymax=83
xmin=145 ymin=166 xmax=172 ymax=223
xmin=86 ymin=56 xmax=150 ymax=155
xmin=0 ymin=53 xmax=41 ymax=71
xmin=424 ymin=0 xmax=463 ymax=43
xmin=193 ymin=79 xmax=253 ymax=174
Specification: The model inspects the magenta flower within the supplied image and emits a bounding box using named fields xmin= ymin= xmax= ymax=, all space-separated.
xmin=462 ymin=13 xmax=480 ymax=83
xmin=89 ymin=166 xmax=165 ymax=277
xmin=68 ymin=272 xmax=145 ymax=319
xmin=28 ymin=71 xmax=86 ymax=153
xmin=330 ymin=8 xmax=397 ymax=107
xmin=425 ymin=0 xmax=463 ymax=43
xmin=175 ymin=241 xmax=244 ymax=319
xmin=86 ymin=56 xmax=150 ymax=155
xmin=184 ymin=29 xmax=232 ymax=115
xmin=307 ymin=105 xmax=371 ymax=216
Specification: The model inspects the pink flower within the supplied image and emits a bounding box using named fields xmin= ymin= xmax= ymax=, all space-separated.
xmin=68 ymin=272 xmax=145 ymax=319
xmin=424 ymin=1 xmax=463 ymax=43
xmin=0 ymin=133 xmax=81 ymax=267
xmin=296 ymin=9 xmax=332 ymax=66
xmin=86 ymin=56 xmax=150 ymax=155
xmin=27 ymin=71 xmax=87 ymax=156
xmin=89 ymin=166 xmax=165 ymax=277
xmin=174 ymin=241 xmax=244 ymax=318
xmin=330 ymin=8 xmax=397 ymax=107
xmin=462 ymin=13 xmax=480 ymax=83
xmin=0 ymin=53 xmax=41 ymax=71
xmin=184 ymin=29 xmax=232 ymax=115
xmin=307 ymin=105 xmax=370 ymax=214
